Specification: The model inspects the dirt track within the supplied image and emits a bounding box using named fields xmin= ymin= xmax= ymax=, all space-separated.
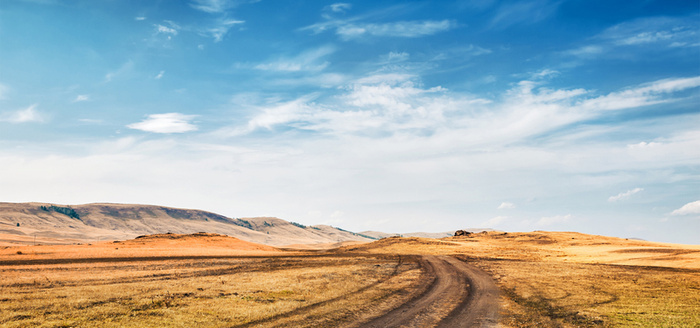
xmin=362 ymin=255 xmax=499 ymax=328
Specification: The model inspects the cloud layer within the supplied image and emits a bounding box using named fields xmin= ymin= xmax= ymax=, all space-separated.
xmin=128 ymin=113 xmax=198 ymax=133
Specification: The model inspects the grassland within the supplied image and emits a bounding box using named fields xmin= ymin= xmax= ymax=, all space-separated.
xmin=0 ymin=234 xmax=424 ymax=327
xmin=1 ymin=231 xmax=698 ymax=327
xmin=341 ymin=231 xmax=700 ymax=327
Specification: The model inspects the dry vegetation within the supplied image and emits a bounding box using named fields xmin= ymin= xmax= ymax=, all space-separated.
xmin=0 ymin=234 xmax=424 ymax=327
xmin=341 ymin=231 xmax=700 ymax=327
xmin=1 ymin=231 xmax=698 ymax=327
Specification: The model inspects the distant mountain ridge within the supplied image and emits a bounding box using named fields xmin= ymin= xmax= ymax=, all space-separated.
xmin=0 ymin=202 xmax=375 ymax=246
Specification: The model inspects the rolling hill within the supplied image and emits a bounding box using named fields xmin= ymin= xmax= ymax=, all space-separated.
xmin=0 ymin=202 xmax=375 ymax=246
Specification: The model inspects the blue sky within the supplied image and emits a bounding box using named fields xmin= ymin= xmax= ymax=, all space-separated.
xmin=1 ymin=0 xmax=699 ymax=244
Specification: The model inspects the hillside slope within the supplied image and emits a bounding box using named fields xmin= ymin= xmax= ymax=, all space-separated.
xmin=0 ymin=202 xmax=374 ymax=246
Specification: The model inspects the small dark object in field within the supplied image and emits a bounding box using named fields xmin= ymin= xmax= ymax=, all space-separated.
xmin=454 ymin=230 xmax=472 ymax=237
xmin=16 ymin=251 xmax=22 ymax=255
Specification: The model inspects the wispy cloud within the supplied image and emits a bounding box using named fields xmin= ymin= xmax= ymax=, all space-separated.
xmin=563 ymin=45 xmax=604 ymax=58
xmin=302 ymin=5 xmax=457 ymax=41
xmin=580 ymin=76 xmax=700 ymax=111
xmin=430 ymin=44 xmax=492 ymax=61
xmin=190 ymin=0 xmax=260 ymax=14
xmin=0 ymin=104 xmax=44 ymax=123
xmin=127 ymin=113 xmax=198 ymax=133
xmin=104 ymin=61 xmax=134 ymax=83
xmin=73 ymin=94 xmax=89 ymax=102
xmin=564 ymin=15 xmax=699 ymax=60
xmin=155 ymin=24 xmax=178 ymax=36
xmin=498 ymin=202 xmax=516 ymax=209
xmin=329 ymin=3 xmax=351 ymax=14
xmin=671 ymin=200 xmax=700 ymax=216
xmin=190 ymin=0 xmax=234 ymax=13
xmin=598 ymin=16 xmax=699 ymax=48
xmin=251 ymin=46 xmax=336 ymax=72
xmin=382 ymin=51 xmax=410 ymax=63
xmin=204 ymin=18 xmax=245 ymax=42
xmin=489 ymin=0 xmax=561 ymax=29
xmin=223 ymin=74 xmax=699 ymax=145
xmin=608 ymin=188 xmax=643 ymax=202
xmin=135 ymin=16 xmax=146 ymax=21
xmin=336 ymin=20 xmax=457 ymax=39
xmin=155 ymin=71 xmax=165 ymax=79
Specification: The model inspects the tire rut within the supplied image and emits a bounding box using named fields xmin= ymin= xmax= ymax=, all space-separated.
xmin=362 ymin=255 xmax=499 ymax=328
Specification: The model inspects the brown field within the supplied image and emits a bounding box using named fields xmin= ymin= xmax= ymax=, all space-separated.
xmin=340 ymin=231 xmax=700 ymax=327
xmin=1 ymin=231 xmax=699 ymax=327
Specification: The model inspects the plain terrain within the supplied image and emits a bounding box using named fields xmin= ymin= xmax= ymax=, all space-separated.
xmin=2 ymin=231 xmax=699 ymax=327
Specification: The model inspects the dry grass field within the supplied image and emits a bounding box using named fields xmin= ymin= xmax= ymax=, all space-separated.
xmin=341 ymin=231 xmax=700 ymax=327
xmin=1 ymin=231 xmax=698 ymax=327
xmin=0 ymin=233 xmax=424 ymax=327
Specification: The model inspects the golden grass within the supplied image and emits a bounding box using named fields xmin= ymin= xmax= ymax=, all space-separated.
xmin=2 ymin=231 xmax=698 ymax=327
xmin=0 ymin=234 xmax=425 ymax=327
xmin=0 ymin=255 xmax=422 ymax=327
xmin=341 ymin=231 xmax=700 ymax=327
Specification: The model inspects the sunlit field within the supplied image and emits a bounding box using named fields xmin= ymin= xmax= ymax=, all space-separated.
xmin=341 ymin=231 xmax=700 ymax=327
xmin=0 ymin=235 xmax=424 ymax=327
xmin=1 ymin=231 xmax=699 ymax=327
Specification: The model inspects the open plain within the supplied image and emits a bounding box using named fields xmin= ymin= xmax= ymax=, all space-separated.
xmin=1 ymin=231 xmax=699 ymax=327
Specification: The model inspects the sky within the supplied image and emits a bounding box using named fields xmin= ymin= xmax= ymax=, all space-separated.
xmin=0 ymin=0 xmax=699 ymax=244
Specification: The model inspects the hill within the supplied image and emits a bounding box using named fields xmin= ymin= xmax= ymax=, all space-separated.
xmin=0 ymin=202 xmax=375 ymax=246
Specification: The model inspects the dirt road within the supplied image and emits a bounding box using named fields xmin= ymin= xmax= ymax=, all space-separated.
xmin=362 ymin=255 xmax=499 ymax=328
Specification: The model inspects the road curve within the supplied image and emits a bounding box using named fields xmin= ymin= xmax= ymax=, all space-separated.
xmin=362 ymin=255 xmax=499 ymax=328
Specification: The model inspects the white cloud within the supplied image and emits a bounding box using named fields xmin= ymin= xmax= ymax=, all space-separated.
xmin=2 ymin=71 xmax=698 ymax=243
xmin=155 ymin=24 xmax=178 ymax=35
xmin=580 ymin=76 xmax=700 ymax=111
xmin=135 ymin=16 xmax=146 ymax=21
xmin=627 ymin=141 xmax=661 ymax=149
xmin=564 ymin=45 xmax=604 ymax=58
xmin=498 ymin=202 xmax=515 ymax=209
xmin=252 ymin=46 xmax=335 ymax=72
xmin=329 ymin=3 xmax=351 ymax=13
xmin=537 ymin=214 xmax=571 ymax=226
xmin=384 ymin=51 xmax=410 ymax=63
xmin=155 ymin=71 xmax=165 ymax=79
xmin=0 ymin=104 xmax=43 ymax=123
xmin=225 ymin=74 xmax=699 ymax=149
xmin=78 ymin=118 xmax=103 ymax=124
xmin=190 ymin=0 xmax=233 ymax=13
xmin=205 ymin=19 xmax=245 ymax=42
xmin=336 ymin=20 xmax=457 ymax=39
xmin=73 ymin=94 xmax=89 ymax=102
xmin=490 ymin=0 xmax=561 ymax=29
xmin=531 ymin=69 xmax=559 ymax=80
xmin=608 ymin=188 xmax=643 ymax=202
xmin=671 ymin=200 xmax=700 ymax=216
xmin=127 ymin=113 xmax=198 ymax=133
xmin=599 ymin=16 xmax=699 ymax=48
xmin=564 ymin=15 xmax=699 ymax=60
